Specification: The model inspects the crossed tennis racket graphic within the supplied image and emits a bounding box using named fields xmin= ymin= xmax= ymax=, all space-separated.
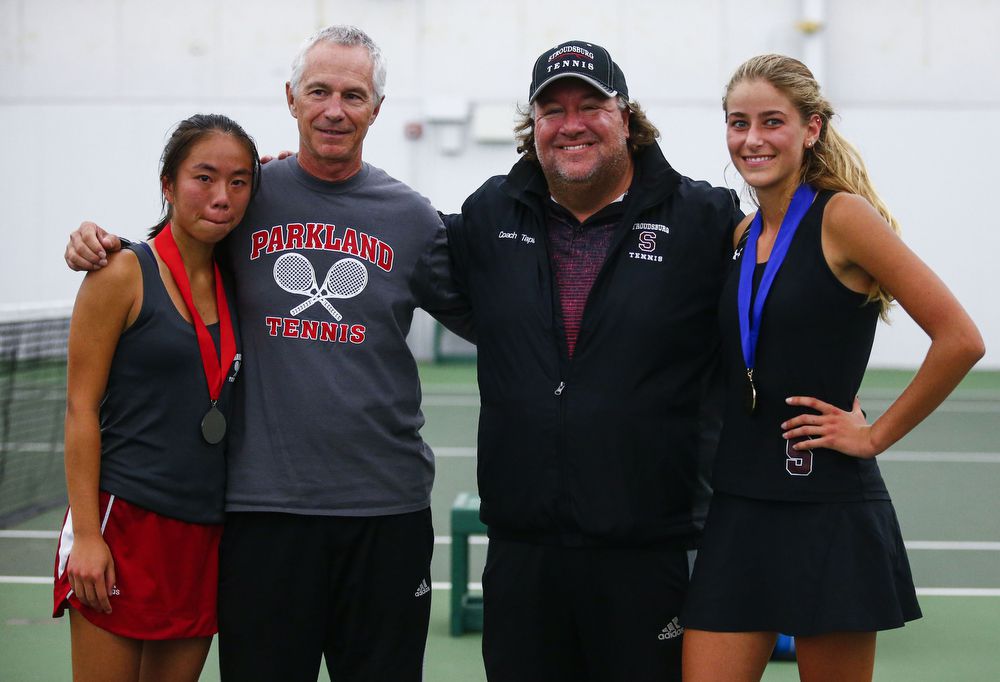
xmin=273 ymin=253 xmax=369 ymax=321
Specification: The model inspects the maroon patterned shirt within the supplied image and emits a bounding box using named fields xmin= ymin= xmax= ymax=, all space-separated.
xmin=545 ymin=198 xmax=625 ymax=357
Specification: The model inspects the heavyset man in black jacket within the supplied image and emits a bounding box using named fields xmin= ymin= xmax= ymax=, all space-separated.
xmin=64 ymin=34 xmax=744 ymax=682
xmin=447 ymin=40 xmax=743 ymax=682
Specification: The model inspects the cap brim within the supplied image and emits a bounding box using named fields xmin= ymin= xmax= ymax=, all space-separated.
xmin=529 ymin=72 xmax=618 ymax=103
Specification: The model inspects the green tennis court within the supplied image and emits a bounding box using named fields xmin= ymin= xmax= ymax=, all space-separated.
xmin=2 ymin=363 xmax=998 ymax=681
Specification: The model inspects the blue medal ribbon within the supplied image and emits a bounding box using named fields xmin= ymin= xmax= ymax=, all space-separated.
xmin=737 ymin=184 xmax=817 ymax=411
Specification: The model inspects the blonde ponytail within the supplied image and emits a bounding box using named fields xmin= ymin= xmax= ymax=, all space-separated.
xmin=725 ymin=54 xmax=899 ymax=319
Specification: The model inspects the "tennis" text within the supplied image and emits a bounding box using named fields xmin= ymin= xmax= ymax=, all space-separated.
xmin=264 ymin=317 xmax=367 ymax=344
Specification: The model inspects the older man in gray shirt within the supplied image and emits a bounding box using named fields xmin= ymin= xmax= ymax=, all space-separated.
xmin=64 ymin=25 xmax=470 ymax=682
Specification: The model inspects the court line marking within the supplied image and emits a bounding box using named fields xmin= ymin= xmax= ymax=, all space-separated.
xmin=4 ymin=531 xmax=998 ymax=551
xmin=4 ymin=444 xmax=998 ymax=462
xmin=881 ymin=451 xmax=1000 ymax=463
xmin=423 ymin=388 xmax=1000 ymax=403
xmin=860 ymin=388 xmax=1000 ymax=401
xmin=6 ymin=528 xmax=996 ymax=551
xmin=422 ymin=392 xmax=1000 ymax=413
xmin=0 ymin=530 xmax=59 ymax=539
xmin=433 ymin=536 xmax=488 ymax=545
xmin=0 ymin=442 xmax=63 ymax=453
xmin=448 ymin=584 xmax=1000 ymax=596
xmin=2 ymin=577 xmax=998 ymax=596
xmin=859 ymin=401 xmax=1000 ymax=414
xmin=421 ymin=384 xmax=480 ymax=395
xmin=428 ymin=537 xmax=1000 ymax=551
xmin=422 ymin=396 xmax=480 ymax=407
xmin=0 ymin=530 xmax=493 ymax=543
xmin=435 ymin=448 xmax=1000 ymax=462
xmin=0 ymin=576 xmax=53 ymax=584
xmin=905 ymin=541 xmax=1000 ymax=551
xmin=432 ymin=581 xmax=479 ymax=591
xmin=434 ymin=447 xmax=477 ymax=457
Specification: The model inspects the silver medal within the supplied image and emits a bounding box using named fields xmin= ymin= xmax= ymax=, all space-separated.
xmin=201 ymin=405 xmax=227 ymax=444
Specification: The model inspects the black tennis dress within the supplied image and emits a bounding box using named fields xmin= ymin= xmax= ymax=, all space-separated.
xmin=683 ymin=190 xmax=921 ymax=635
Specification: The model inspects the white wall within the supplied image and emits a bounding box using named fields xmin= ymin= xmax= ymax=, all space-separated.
xmin=2 ymin=0 xmax=997 ymax=366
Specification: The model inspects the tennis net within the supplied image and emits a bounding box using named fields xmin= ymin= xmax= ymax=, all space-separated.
xmin=0 ymin=303 xmax=72 ymax=527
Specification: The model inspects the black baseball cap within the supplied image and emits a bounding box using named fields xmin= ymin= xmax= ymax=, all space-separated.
xmin=528 ymin=40 xmax=628 ymax=103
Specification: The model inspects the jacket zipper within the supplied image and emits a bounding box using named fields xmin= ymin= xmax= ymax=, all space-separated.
xmin=572 ymin=196 xmax=656 ymax=356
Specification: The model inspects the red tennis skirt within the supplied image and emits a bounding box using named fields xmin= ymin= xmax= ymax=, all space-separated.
xmin=53 ymin=491 xmax=223 ymax=639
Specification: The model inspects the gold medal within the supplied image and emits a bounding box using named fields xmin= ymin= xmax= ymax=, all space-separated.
xmin=745 ymin=368 xmax=757 ymax=415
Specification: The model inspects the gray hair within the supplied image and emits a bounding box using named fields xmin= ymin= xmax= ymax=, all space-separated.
xmin=289 ymin=25 xmax=387 ymax=101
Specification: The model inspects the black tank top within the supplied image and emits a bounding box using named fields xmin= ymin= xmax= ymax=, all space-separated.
xmin=98 ymin=242 xmax=240 ymax=523
xmin=713 ymin=191 xmax=889 ymax=501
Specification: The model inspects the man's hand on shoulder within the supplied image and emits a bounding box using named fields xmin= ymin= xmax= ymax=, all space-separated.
xmin=260 ymin=150 xmax=295 ymax=165
xmin=65 ymin=222 xmax=122 ymax=271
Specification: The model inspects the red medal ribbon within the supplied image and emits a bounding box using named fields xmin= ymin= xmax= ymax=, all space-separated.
xmin=153 ymin=224 xmax=236 ymax=401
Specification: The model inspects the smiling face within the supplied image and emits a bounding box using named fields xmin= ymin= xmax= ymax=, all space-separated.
xmin=725 ymin=78 xmax=821 ymax=197
xmin=162 ymin=132 xmax=254 ymax=245
xmin=532 ymin=79 xmax=632 ymax=192
xmin=286 ymin=41 xmax=383 ymax=182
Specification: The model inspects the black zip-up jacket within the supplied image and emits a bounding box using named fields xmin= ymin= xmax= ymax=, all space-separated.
xmin=447 ymin=143 xmax=742 ymax=548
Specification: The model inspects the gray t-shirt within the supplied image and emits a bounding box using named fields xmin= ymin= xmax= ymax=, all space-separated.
xmin=219 ymin=156 xmax=469 ymax=515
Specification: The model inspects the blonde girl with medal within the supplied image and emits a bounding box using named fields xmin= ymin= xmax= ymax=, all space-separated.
xmin=53 ymin=114 xmax=259 ymax=682
xmin=682 ymin=55 xmax=984 ymax=682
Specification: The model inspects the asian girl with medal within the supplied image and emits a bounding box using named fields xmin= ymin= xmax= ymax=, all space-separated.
xmin=682 ymin=56 xmax=984 ymax=682
xmin=53 ymin=114 xmax=259 ymax=682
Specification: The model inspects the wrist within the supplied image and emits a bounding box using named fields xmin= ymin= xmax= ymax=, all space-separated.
xmin=866 ymin=421 xmax=891 ymax=457
xmin=72 ymin=527 xmax=103 ymax=540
